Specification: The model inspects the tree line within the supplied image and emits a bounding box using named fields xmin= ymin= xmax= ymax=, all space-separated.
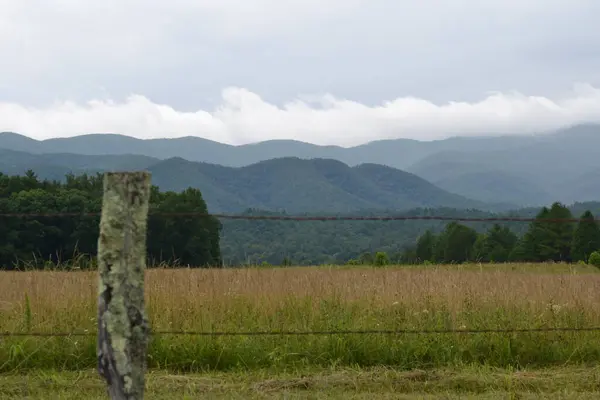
xmin=0 ymin=171 xmax=221 ymax=270
xmin=353 ymin=202 xmax=600 ymax=266
xmin=1 ymin=171 xmax=600 ymax=269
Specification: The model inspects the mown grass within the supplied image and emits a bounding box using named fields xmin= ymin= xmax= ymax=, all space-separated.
xmin=4 ymin=365 xmax=600 ymax=399
xmin=2 ymin=263 xmax=600 ymax=373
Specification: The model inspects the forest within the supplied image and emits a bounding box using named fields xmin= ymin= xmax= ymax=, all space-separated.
xmin=1 ymin=171 xmax=599 ymax=269
xmin=0 ymin=171 xmax=221 ymax=269
xmin=388 ymin=204 xmax=600 ymax=266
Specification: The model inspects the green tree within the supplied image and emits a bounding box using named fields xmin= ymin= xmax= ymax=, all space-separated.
xmin=435 ymin=222 xmax=478 ymax=263
xmin=508 ymin=236 xmax=530 ymax=262
xmin=0 ymin=172 xmax=222 ymax=269
xmin=399 ymin=246 xmax=419 ymax=265
xmin=374 ymin=251 xmax=389 ymax=266
xmin=543 ymin=202 xmax=576 ymax=261
xmin=472 ymin=224 xmax=518 ymax=262
xmin=358 ymin=252 xmax=375 ymax=265
xmin=589 ymin=251 xmax=600 ymax=267
xmin=571 ymin=210 xmax=600 ymax=262
xmin=415 ymin=230 xmax=436 ymax=263
xmin=472 ymin=233 xmax=486 ymax=261
xmin=519 ymin=203 xmax=575 ymax=262
xmin=281 ymin=256 xmax=293 ymax=266
xmin=148 ymin=187 xmax=222 ymax=267
xmin=521 ymin=206 xmax=550 ymax=262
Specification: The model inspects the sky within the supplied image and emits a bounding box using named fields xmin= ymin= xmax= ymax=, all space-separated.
xmin=1 ymin=0 xmax=600 ymax=147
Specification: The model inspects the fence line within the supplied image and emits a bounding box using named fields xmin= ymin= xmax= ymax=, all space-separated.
xmin=0 ymin=211 xmax=596 ymax=223
xmin=4 ymin=326 xmax=600 ymax=338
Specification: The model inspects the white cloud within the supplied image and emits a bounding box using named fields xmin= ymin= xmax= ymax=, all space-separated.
xmin=2 ymin=84 xmax=600 ymax=147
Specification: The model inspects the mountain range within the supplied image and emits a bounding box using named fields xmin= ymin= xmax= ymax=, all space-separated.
xmin=0 ymin=148 xmax=494 ymax=213
xmin=1 ymin=123 xmax=599 ymax=209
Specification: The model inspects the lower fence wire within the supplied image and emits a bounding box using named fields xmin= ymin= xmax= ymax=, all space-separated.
xmin=3 ymin=326 xmax=600 ymax=338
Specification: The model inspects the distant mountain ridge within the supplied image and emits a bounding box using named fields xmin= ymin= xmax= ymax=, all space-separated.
xmin=0 ymin=130 xmax=537 ymax=170
xmin=148 ymin=156 xmax=501 ymax=213
xmin=0 ymin=148 xmax=505 ymax=213
xmin=1 ymin=123 xmax=600 ymax=206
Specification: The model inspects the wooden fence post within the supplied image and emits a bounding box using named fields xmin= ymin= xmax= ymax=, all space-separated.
xmin=97 ymin=171 xmax=151 ymax=400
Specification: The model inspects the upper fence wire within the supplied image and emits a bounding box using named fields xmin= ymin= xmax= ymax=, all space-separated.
xmin=0 ymin=211 xmax=596 ymax=222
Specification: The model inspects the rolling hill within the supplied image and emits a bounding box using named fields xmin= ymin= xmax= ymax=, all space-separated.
xmin=0 ymin=149 xmax=500 ymax=213
xmin=0 ymin=148 xmax=159 ymax=181
xmin=147 ymin=157 xmax=498 ymax=213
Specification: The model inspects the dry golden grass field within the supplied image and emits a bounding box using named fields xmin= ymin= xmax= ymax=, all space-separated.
xmin=2 ymin=262 xmax=600 ymax=398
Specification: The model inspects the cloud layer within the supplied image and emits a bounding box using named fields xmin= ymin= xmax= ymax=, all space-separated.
xmin=2 ymin=1 xmax=599 ymax=113
xmin=3 ymin=84 xmax=600 ymax=146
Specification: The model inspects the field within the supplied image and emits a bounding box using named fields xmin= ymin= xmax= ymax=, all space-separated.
xmin=2 ymin=262 xmax=600 ymax=398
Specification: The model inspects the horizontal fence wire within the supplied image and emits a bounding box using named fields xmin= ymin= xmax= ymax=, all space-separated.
xmin=0 ymin=211 xmax=596 ymax=223
xmin=3 ymin=327 xmax=600 ymax=338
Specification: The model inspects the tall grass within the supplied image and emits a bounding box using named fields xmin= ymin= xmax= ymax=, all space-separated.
xmin=2 ymin=263 xmax=600 ymax=372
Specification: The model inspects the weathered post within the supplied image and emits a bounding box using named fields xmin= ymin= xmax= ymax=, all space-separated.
xmin=97 ymin=171 xmax=151 ymax=400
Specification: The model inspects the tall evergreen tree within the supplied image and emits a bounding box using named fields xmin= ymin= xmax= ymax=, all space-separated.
xmin=473 ymin=224 xmax=518 ymax=262
xmin=520 ymin=203 xmax=575 ymax=262
xmin=515 ymin=207 xmax=548 ymax=262
xmin=571 ymin=210 xmax=600 ymax=262
xmin=415 ymin=229 xmax=436 ymax=262
xmin=435 ymin=222 xmax=477 ymax=263
xmin=508 ymin=236 xmax=531 ymax=262
xmin=545 ymin=202 xmax=576 ymax=262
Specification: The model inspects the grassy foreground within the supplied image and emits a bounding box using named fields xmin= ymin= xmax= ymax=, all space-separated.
xmin=3 ymin=365 xmax=600 ymax=399
xmin=2 ymin=263 xmax=600 ymax=373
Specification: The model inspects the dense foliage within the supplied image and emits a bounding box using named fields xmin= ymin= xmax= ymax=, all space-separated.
xmin=391 ymin=202 xmax=600 ymax=265
xmin=220 ymin=205 xmax=600 ymax=266
xmin=1 ymin=171 xmax=599 ymax=269
xmin=0 ymin=171 xmax=221 ymax=269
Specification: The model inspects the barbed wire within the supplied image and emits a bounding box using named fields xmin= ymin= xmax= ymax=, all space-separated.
xmin=0 ymin=211 xmax=596 ymax=223
xmin=3 ymin=326 xmax=600 ymax=338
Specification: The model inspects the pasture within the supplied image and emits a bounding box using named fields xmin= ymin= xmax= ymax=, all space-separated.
xmin=2 ymin=262 xmax=600 ymax=398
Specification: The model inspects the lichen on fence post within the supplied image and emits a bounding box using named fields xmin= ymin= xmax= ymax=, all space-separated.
xmin=97 ymin=171 xmax=151 ymax=400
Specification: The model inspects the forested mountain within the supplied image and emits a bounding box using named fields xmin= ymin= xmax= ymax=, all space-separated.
xmin=147 ymin=157 xmax=496 ymax=213
xmin=0 ymin=149 xmax=501 ymax=213
xmin=2 ymin=123 xmax=600 ymax=207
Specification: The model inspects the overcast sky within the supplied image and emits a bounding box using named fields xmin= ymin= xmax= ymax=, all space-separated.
xmin=1 ymin=0 xmax=600 ymax=146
